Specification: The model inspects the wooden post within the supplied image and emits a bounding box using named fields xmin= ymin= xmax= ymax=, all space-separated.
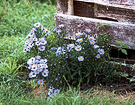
xmin=68 ymin=0 xmax=74 ymax=15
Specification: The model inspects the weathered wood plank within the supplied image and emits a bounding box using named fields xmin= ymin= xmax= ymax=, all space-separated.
xmin=55 ymin=13 xmax=135 ymax=50
xmin=73 ymin=1 xmax=135 ymax=24
xmin=74 ymin=0 xmax=135 ymax=7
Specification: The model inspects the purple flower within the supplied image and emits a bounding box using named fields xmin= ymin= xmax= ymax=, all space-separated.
xmin=93 ymin=45 xmax=99 ymax=49
xmin=96 ymin=54 xmax=100 ymax=59
xmin=39 ymin=46 xmax=45 ymax=51
xmin=98 ymin=49 xmax=105 ymax=55
xmin=75 ymin=45 xmax=82 ymax=51
xmin=78 ymin=56 xmax=84 ymax=61
xmin=38 ymin=79 xmax=44 ymax=85
xmin=34 ymin=23 xmax=41 ymax=28
xmin=42 ymin=71 xmax=49 ymax=77
xmin=58 ymin=24 xmax=64 ymax=28
xmin=76 ymin=38 xmax=83 ymax=43
xmin=88 ymin=35 xmax=95 ymax=41
xmin=57 ymin=29 xmax=62 ymax=34
xmin=85 ymin=28 xmax=91 ymax=33
xmin=90 ymin=40 xmax=96 ymax=45
xmin=76 ymin=32 xmax=82 ymax=38
xmin=54 ymin=89 xmax=60 ymax=96
xmin=36 ymin=55 xmax=41 ymax=59
xmin=66 ymin=46 xmax=71 ymax=52
xmin=29 ymin=72 xmax=36 ymax=78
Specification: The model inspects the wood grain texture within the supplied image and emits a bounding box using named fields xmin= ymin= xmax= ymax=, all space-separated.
xmin=55 ymin=13 xmax=135 ymax=50
xmin=73 ymin=1 xmax=135 ymax=24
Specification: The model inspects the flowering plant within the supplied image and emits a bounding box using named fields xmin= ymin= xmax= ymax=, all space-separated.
xmin=23 ymin=23 xmax=60 ymax=97
xmin=48 ymin=24 xmax=119 ymax=86
xmin=24 ymin=23 xmax=119 ymax=95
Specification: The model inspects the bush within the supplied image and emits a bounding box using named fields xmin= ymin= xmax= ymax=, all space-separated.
xmin=23 ymin=23 xmax=120 ymax=94
xmin=47 ymin=24 xmax=120 ymax=87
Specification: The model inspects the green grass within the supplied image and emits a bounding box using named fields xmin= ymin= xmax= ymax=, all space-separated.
xmin=0 ymin=0 xmax=56 ymax=36
xmin=0 ymin=84 xmax=134 ymax=105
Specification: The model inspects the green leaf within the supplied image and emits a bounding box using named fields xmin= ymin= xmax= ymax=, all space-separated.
xmin=121 ymin=49 xmax=128 ymax=55
xmin=115 ymin=40 xmax=123 ymax=45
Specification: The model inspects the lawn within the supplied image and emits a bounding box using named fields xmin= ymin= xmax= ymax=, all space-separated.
xmin=0 ymin=0 xmax=134 ymax=105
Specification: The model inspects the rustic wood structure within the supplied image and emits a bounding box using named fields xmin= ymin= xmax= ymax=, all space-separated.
xmin=55 ymin=0 xmax=135 ymax=52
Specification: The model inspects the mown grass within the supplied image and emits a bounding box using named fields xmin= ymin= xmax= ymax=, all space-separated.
xmin=0 ymin=0 xmax=134 ymax=105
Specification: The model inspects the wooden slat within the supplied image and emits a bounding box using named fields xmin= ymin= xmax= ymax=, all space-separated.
xmin=55 ymin=13 xmax=135 ymax=50
xmin=73 ymin=1 xmax=135 ymax=24
xmin=74 ymin=0 xmax=135 ymax=9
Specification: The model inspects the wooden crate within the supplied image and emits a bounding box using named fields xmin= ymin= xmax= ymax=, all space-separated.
xmin=55 ymin=0 xmax=135 ymax=51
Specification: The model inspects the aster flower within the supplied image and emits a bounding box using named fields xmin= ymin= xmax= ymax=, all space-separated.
xmin=85 ymin=28 xmax=91 ymax=33
xmin=76 ymin=32 xmax=82 ymax=37
xmin=40 ymin=40 xmax=47 ymax=45
xmin=78 ymin=56 xmax=84 ymax=61
xmin=34 ymin=22 xmax=41 ymax=28
xmin=90 ymin=40 xmax=96 ymax=45
xmin=33 ymin=38 xmax=38 ymax=41
xmin=57 ymin=29 xmax=62 ymax=34
xmin=43 ymin=59 xmax=47 ymax=63
xmin=98 ymin=49 xmax=105 ymax=55
xmin=96 ymin=54 xmax=100 ymax=59
xmin=39 ymin=37 xmax=45 ymax=42
xmin=68 ymin=44 xmax=75 ymax=49
xmin=29 ymin=32 xmax=34 ymax=36
xmin=88 ymin=35 xmax=95 ymax=41
xmin=27 ymin=46 xmax=31 ymax=51
xmin=28 ymin=39 xmax=33 ymax=44
xmin=42 ymin=71 xmax=48 ymax=77
xmin=75 ymin=45 xmax=82 ymax=51
xmin=31 ymin=35 xmax=36 ymax=39
xmin=36 ymin=55 xmax=41 ymax=59
xmin=66 ymin=46 xmax=71 ymax=52
xmin=38 ymin=67 xmax=43 ymax=72
xmin=35 ymin=41 xmax=40 ymax=46
xmin=45 ymin=29 xmax=50 ymax=36
xmin=31 ymin=64 xmax=37 ymax=71
xmin=31 ymin=57 xmax=36 ymax=62
xmin=29 ymin=43 xmax=34 ymax=48
xmin=23 ymin=47 xmax=27 ymax=52
xmin=40 ymin=59 xmax=44 ymax=63
xmin=26 ymin=35 xmax=31 ymax=39
xmin=76 ymin=38 xmax=83 ymax=43
xmin=39 ymin=46 xmax=45 ymax=51
xmin=38 ymin=79 xmax=44 ymax=85
xmin=43 ymin=64 xmax=48 ymax=68
xmin=58 ymin=24 xmax=64 ymax=28
xmin=25 ymin=40 xmax=29 ymax=45
xmin=29 ymin=72 xmax=36 ymax=78
xmin=44 ymin=69 xmax=49 ymax=73
xmin=57 ymin=47 xmax=61 ymax=52
xmin=27 ymin=58 xmax=35 ymax=65
xmin=54 ymin=89 xmax=60 ymax=96
xmin=49 ymin=86 xmax=55 ymax=91
xmin=35 ymin=69 xmax=40 ymax=74
xmin=48 ymin=90 xmax=54 ymax=97
xmin=93 ymin=45 xmax=99 ymax=49
xmin=35 ymin=60 xmax=39 ymax=64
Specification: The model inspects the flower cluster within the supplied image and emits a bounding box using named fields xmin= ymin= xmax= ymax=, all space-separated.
xmin=23 ymin=23 xmax=49 ymax=52
xmin=48 ymin=86 xmax=60 ymax=98
xmin=24 ymin=23 xmax=61 ymax=98
xmin=54 ymin=28 xmax=105 ymax=61
xmin=27 ymin=56 xmax=49 ymax=84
